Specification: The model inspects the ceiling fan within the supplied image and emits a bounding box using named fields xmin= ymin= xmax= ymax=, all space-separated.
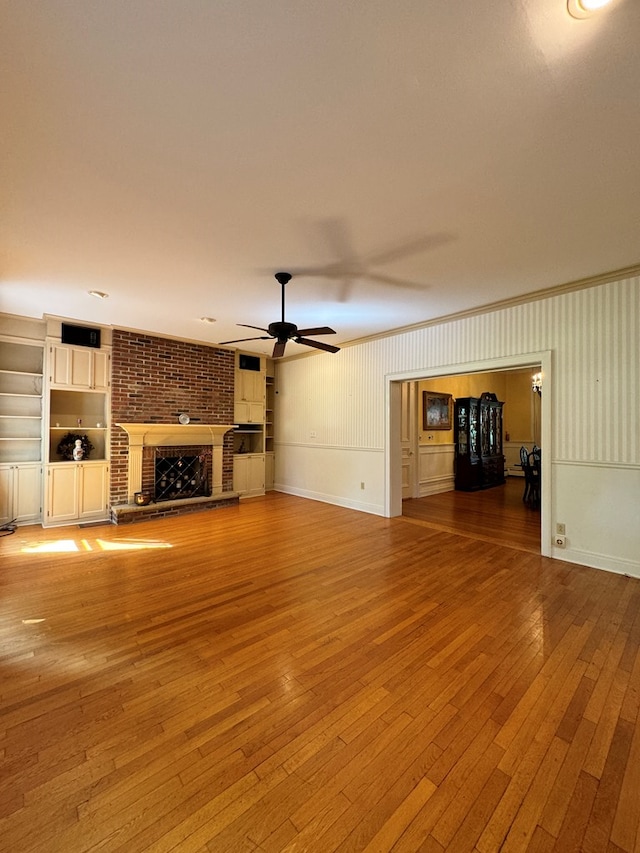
xmin=219 ymin=272 xmax=340 ymax=359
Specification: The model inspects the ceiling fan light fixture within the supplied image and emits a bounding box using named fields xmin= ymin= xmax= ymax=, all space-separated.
xmin=567 ymin=0 xmax=613 ymax=18
xmin=88 ymin=290 xmax=109 ymax=299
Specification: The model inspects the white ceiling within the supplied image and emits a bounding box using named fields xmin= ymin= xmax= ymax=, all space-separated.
xmin=2 ymin=1 xmax=639 ymax=357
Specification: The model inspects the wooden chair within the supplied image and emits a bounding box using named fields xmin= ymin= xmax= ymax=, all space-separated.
xmin=524 ymin=447 xmax=541 ymax=508
xmin=520 ymin=446 xmax=531 ymax=505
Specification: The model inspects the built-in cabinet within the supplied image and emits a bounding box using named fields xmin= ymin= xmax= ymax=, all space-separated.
xmin=0 ymin=332 xmax=45 ymax=525
xmin=0 ymin=463 xmax=42 ymax=526
xmin=265 ymin=373 xmax=275 ymax=490
xmin=232 ymin=453 xmax=265 ymax=498
xmin=43 ymin=332 xmax=111 ymax=526
xmin=454 ymin=393 xmax=505 ymax=491
xmin=0 ymin=339 xmax=44 ymax=464
xmin=234 ymin=362 xmax=265 ymax=424
xmin=232 ymin=352 xmax=274 ymax=497
xmin=45 ymin=461 xmax=109 ymax=526
xmin=48 ymin=344 xmax=110 ymax=390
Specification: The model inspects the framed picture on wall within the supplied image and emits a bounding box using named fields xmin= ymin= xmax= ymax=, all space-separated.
xmin=422 ymin=391 xmax=452 ymax=430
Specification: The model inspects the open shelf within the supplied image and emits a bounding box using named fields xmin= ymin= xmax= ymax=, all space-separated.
xmin=48 ymin=389 xmax=108 ymax=462
xmin=233 ymin=424 xmax=263 ymax=455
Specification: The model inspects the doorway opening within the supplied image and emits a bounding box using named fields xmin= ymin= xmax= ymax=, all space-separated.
xmin=385 ymin=351 xmax=551 ymax=557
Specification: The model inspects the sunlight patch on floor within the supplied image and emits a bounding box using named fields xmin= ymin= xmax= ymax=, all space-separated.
xmin=21 ymin=540 xmax=80 ymax=553
xmin=95 ymin=539 xmax=172 ymax=551
xmin=20 ymin=538 xmax=173 ymax=554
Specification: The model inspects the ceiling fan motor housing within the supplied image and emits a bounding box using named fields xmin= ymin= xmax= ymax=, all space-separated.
xmin=268 ymin=321 xmax=298 ymax=340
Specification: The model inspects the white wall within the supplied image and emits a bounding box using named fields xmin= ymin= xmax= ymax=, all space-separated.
xmin=274 ymin=274 xmax=640 ymax=577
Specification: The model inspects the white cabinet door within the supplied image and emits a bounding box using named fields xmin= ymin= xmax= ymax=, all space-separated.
xmin=45 ymin=462 xmax=109 ymax=526
xmin=91 ymin=350 xmax=110 ymax=391
xmin=241 ymin=370 xmax=265 ymax=403
xmin=233 ymin=454 xmax=265 ymax=497
xmin=69 ymin=347 xmax=93 ymax=388
xmin=0 ymin=466 xmax=12 ymax=526
xmin=49 ymin=345 xmax=110 ymax=389
xmin=14 ymin=464 xmax=42 ymax=523
xmin=0 ymin=464 xmax=42 ymax=526
xmin=247 ymin=454 xmax=265 ymax=496
xmin=79 ymin=463 xmax=109 ymax=519
xmin=233 ymin=454 xmax=265 ymax=498
xmin=233 ymin=454 xmax=249 ymax=495
xmin=47 ymin=464 xmax=79 ymax=523
xmin=234 ymin=400 xmax=265 ymax=424
xmin=49 ymin=344 xmax=72 ymax=386
xmin=265 ymin=452 xmax=275 ymax=491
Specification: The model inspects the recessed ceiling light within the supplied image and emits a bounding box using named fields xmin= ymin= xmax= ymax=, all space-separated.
xmin=88 ymin=290 xmax=109 ymax=299
xmin=567 ymin=0 xmax=613 ymax=18
xmin=199 ymin=317 xmax=216 ymax=323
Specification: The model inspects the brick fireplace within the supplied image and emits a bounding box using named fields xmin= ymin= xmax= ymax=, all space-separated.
xmin=115 ymin=422 xmax=236 ymax=502
xmin=109 ymin=330 xmax=237 ymax=522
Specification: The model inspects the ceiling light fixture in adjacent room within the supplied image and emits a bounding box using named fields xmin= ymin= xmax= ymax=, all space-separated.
xmin=88 ymin=290 xmax=109 ymax=299
xmin=567 ymin=0 xmax=614 ymax=19
xmin=199 ymin=317 xmax=216 ymax=323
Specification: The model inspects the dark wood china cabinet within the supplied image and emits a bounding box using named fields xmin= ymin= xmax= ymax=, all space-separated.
xmin=454 ymin=392 xmax=505 ymax=491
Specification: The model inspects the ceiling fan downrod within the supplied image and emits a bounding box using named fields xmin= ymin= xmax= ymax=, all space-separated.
xmin=274 ymin=271 xmax=292 ymax=323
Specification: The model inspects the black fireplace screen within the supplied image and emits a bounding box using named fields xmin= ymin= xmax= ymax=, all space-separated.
xmin=155 ymin=453 xmax=208 ymax=502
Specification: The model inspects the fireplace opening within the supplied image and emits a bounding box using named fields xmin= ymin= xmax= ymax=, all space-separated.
xmin=155 ymin=453 xmax=209 ymax=502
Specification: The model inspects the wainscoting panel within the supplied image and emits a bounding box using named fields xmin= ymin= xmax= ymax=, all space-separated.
xmin=418 ymin=444 xmax=455 ymax=496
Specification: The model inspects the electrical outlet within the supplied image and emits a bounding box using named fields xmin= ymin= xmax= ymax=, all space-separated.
xmin=554 ymin=535 xmax=566 ymax=548
xmin=360 ymin=482 xmax=365 ymax=490
xmin=556 ymin=523 xmax=566 ymax=535
xmin=310 ymin=431 xmax=317 ymax=439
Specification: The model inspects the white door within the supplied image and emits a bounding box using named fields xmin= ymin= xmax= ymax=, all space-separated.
xmin=401 ymin=381 xmax=418 ymax=499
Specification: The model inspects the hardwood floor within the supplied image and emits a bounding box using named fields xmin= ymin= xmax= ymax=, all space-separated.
xmin=402 ymin=477 xmax=541 ymax=554
xmin=1 ymin=492 xmax=639 ymax=852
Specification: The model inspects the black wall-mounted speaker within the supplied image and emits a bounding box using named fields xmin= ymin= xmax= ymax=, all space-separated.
xmin=61 ymin=323 xmax=101 ymax=349
xmin=239 ymin=354 xmax=260 ymax=371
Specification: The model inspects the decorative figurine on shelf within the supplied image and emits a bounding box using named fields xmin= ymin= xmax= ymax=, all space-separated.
xmin=57 ymin=433 xmax=94 ymax=461
xmin=72 ymin=439 xmax=84 ymax=461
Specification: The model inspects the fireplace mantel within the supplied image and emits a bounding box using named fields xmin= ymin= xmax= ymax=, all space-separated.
xmin=116 ymin=423 xmax=236 ymax=447
xmin=115 ymin=422 xmax=236 ymax=501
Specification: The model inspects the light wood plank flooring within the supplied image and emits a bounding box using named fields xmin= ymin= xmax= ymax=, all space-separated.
xmin=1 ymin=492 xmax=638 ymax=852
xmin=402 ymin=477 xmax=541 ymax=554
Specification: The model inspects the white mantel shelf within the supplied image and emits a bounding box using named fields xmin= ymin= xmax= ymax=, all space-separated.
xmin=115 ymin=422 xmax=237 ymax=501
xmin=116 ymin=423 xmax=237 ymax=447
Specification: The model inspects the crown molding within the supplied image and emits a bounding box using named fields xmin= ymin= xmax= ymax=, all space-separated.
xmin=338 ymin=261 xmax=640 ymax=352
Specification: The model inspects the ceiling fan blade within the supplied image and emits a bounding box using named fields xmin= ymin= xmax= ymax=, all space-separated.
xmin=218 ymin=335 xmax=274 ymax=344
xmin=272 ymin=340 xmax=287 ymax=359
xmin=295 ymin=326 xmax=336 ymax=336
xmin=364 ymin=233 xmax=454 ymax=267
xmin=366 ymin=271 xmax=428 ymax=291
xmin=238 ymin=323 xmax=270 ymax=333
xmin=295 ymin=337 xmax=340 ymax=354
